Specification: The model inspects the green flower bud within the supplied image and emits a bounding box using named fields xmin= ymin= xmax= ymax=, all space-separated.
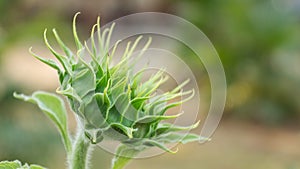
xmin=29 ymin=12 xmax=207 ymax=154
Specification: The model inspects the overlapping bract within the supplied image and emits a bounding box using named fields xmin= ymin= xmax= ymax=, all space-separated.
xmin=30 ymin=12 xmax=204 ymax=153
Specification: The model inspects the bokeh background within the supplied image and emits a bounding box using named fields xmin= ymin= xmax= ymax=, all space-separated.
xmin=0 ymin=0 xmax=300 ymax=169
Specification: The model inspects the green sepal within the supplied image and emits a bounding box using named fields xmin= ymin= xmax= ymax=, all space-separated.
xmin=109 ymin=123 xmax=136 ymax=139
xmin=155 ymin=132 xmax=211 ymax=144
xmin=73 ymin=12 xmax=83 ymax=50
xmin=85 ymin=130 xmax=103 ymax=144
xmin=71 ymin=67 xmax=96 ymax=98
xmin=143 ymin=139 xmax=178 ymax=154
xmin=43 ymin=29 xmax=72 ymax=75
xmin=29 ymin=47 xmax=62 ymax=73
xmin=52 ymin=29 xmax=75 ymax=62
xmin=155 ymin=121 xmax=200 ymax=135
xmin=135 ymin=113 xmax=183 ymax=124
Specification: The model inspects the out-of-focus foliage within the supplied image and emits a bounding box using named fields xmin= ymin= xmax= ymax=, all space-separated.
xmin=176 ymin=0 xmax=300 ymax=125
xmin=0 ymin=1 xmax=75 ymax=166
xmin=0 ymin=0 xmax=73 ymax=57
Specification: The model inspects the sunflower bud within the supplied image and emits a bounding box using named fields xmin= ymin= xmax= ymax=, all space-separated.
xmin=25 ymin=12 xmax=206 ymax=155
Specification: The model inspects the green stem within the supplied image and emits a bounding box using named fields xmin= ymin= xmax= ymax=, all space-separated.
xmin=69 ymin=128 xmax=92 ymax=169
xmin=112 ymin=156 xmax=133 ymax=169
xmin=112 ymin=144 xmax=141 ymax=169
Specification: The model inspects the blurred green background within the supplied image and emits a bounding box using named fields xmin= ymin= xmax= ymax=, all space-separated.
xmin=0 ymin=0 xmax=299 ymax=169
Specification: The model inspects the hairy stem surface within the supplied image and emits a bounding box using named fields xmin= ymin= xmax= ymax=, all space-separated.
xmin=69 ymin=128 xmax=91 ymax=169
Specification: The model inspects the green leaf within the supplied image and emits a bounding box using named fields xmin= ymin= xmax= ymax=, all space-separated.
xmin=13 ymin=91 xmax=72 ymax=154
xmin=0 ymin=160 xmax=46 ymax=169
xmin=111 ymin=144 xmax=141 ymax=169
xmin=0 ymin=160 xmax=22 ymax=168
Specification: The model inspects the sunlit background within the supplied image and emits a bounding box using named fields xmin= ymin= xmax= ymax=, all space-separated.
xmin=0 ymin=0 xmax=300 ymax=169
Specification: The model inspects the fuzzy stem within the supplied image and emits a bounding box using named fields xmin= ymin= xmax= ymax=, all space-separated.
xmin=111 ymin=144 xmax=142 ymax=169
xmin=69 ymin=128 xmax=92 ymax=169
xmin=112 ymin=156 xmax=133 ymax=169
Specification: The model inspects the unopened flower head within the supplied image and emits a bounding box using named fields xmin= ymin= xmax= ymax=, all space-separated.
xmin=27 ymin=12 xmax=206 ymax=154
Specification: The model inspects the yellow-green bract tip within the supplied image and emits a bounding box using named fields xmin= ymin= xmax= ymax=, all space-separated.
xmin=73 ymin=12 xmax=83 ymax=49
